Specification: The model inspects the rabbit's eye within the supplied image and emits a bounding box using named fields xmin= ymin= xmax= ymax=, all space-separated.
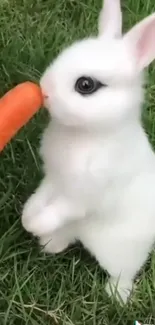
xmin=75 ymin=77 xmax=104 ymax=95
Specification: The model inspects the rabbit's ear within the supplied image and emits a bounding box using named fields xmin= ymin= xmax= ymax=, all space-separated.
xmin=98 ymin=0 xmax=122 ymax=38
xmin=124 ymin=13 xmax=155 ymax=70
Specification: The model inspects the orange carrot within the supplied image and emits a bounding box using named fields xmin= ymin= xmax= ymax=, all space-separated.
xmin=0 ymin=81 xmax=43 ymax=152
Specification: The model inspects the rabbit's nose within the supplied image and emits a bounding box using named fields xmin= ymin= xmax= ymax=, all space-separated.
xmin=42 ymin=93 xmax=50 ymax=107
xmin=42 ymin=94 xmax=49 ymax=104
xmin=43 ymin=94 xmax=49 ymax=99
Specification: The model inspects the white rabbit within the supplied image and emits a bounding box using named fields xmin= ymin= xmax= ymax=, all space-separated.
xmin=22 ymin=0 xmax=155 ymax=304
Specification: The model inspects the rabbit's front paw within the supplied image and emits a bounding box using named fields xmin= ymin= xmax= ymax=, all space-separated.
xmin=21 ymin=210 xmax=47 ymax=237
xmin=39 ymin=234 xmax=70 ymax=254
xmin=22 ymin=204 xmax=61 ymax=237
xmin=22 ymin=195 xmax=40 ymax=219
xmin=22 ymin=178 xmax=54 ymax=234
xmin=21 ymin=193 xmax=47 ymax=234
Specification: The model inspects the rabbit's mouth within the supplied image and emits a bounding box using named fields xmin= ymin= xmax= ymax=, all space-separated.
xmin=42 ymin=93 xmax=49 ymax=102
xmin=42 ymin=94 xmax=50 ymax=109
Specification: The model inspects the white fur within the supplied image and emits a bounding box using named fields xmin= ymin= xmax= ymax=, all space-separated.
xmin=98 ymin=0 xmax=122 ymax=38
xmin=22 ymin=0 xmax=155 ymax=304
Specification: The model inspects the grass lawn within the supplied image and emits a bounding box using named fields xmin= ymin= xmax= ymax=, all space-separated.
xmin=1 ymin=0 xmax=155 ymax=324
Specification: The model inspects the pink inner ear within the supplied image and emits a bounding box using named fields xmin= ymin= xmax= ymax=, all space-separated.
xmin=137 ymin=19 xmax=155 ymax=66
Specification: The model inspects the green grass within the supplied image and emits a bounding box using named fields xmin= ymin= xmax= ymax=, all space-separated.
xmin=1 ymin=0 xmax=155 ymax=324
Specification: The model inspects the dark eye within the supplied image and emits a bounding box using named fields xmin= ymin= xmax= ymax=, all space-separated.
xmin=75 ymin=76 xmax=106 ymax=95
